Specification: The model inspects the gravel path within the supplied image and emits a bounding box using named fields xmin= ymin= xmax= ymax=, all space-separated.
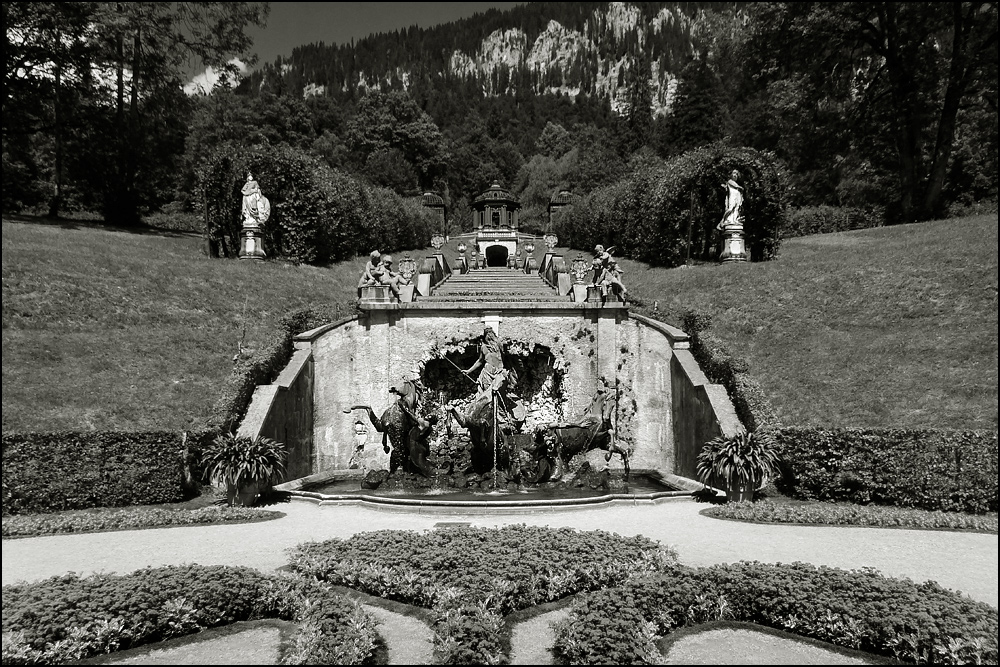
xmin=4 ymin=498 xmax=995 ymax=607
xmin=660 ymin=628 xmax=871 ymax=665
xmin=104 ymin=627 xmax=281 ymax=665
xmin=361 ymin=604 xmax=434 ymax=665
xmin=509 ymin=609 xmax=570 ymax=665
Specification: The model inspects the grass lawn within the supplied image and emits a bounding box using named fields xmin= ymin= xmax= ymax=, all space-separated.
xmin=1 ymin=216 xmax=367 ymax=432
xmin=622 ymin=213 xmax=998 ymax=430
xmin=3 ymin=214 xmax=996 ymax=433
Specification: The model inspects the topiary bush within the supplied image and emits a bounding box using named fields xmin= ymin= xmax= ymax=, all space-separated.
xmin=554 ymin=562 xmax=999 ymax=665
xmin=197 ymin=143 xmax=437 ymax=264
xmin=555 ymin=143 xmax=787 ymax=267
xmin=1 ymin=565 xmax=379 ymax=665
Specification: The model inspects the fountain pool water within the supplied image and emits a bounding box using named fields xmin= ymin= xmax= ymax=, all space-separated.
xmin=294 ymin=472 xmax=689 ymax=508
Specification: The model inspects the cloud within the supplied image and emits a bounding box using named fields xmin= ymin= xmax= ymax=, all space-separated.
xmin=183 ymin=58 xmax=248 ymax=95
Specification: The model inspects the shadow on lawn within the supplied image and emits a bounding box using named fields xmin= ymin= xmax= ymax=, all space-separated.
xmin=2 ymin=212 xmax=201 ymax=239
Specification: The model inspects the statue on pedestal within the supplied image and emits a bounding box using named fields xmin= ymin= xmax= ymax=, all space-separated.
xmin=717 ymin=170 xmax=748 ymax=263
xmin=239 ymin=173 xmax=271 ymax=261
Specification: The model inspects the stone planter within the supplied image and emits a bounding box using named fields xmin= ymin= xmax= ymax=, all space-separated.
xmin=725 ymin=476 xmax=758 ymax=503
xmin=226 ymin=479 xmax=262 ymax=507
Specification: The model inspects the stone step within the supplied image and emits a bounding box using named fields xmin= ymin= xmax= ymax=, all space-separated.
xmin=419 ymin=295 xmax=568 ymax=302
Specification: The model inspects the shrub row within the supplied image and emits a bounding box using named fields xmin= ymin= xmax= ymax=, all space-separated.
xmin=288 ymin=525 xmax=678 ymax=663
xmin=208 ymin=307 xmax=335 ymax=435
xmin=704 ymin=500 xmax=999 ymax=532
xmin=782 ymin=205 xmax=884 ymax=239
xmin=1 ymin=565 xmax=379 ymax=665
xmin=554 ymin=143 xmax=786 ymax=267
xmin=553 ymin=562 xmax=999 ymax=665
xmin=771 ymin=428 xmax=998 ymax=514
xmin=1 ymin=430 xmax=213 ymax=516
xmin=677 ymin=308 xmax=998 ymax=515
xmin=197 ymin=143 xmax=437 ymax=264
xmin=1 ymin=505 xmax=283 ymax=538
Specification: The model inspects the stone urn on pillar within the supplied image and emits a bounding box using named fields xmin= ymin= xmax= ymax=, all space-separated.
xmin=239 ymin=173 xmax=271 ymax=261
xmin=717 ymin=169 xmax=748 ymax=263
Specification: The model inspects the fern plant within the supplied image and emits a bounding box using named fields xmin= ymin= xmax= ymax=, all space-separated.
xmin=202 ymin=434 xmax=286 ymax=506
xmin=696 ymin=430 xmax=780 ymax=502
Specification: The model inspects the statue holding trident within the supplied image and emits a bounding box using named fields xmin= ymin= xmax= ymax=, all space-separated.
xmin=717 ymin=169 xmax=748 ymax=263
xmin=239 ymin=173 xmax=271 ymax=261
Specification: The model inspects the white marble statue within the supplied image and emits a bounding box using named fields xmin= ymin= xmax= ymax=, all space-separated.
xmin=241 ymin=173 xmax=271 ymax=228
xmin=718 ymin=169 xmax=744 ymax=230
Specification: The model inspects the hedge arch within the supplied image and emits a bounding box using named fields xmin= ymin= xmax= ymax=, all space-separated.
xmin=556 ymin=143 xmax=786 ymax=267
xmin=197 ymin=144 xmax=435 ymax=265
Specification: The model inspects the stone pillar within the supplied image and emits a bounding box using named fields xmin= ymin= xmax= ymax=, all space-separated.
xmin=719 ymin=223 xmax=748 ymax=263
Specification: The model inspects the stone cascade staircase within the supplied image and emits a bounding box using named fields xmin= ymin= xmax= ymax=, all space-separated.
xmin=422 ymin=268 xmax=566 ymax=303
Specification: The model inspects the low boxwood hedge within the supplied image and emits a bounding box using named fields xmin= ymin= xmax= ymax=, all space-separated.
xmin=703 ymin=500 xmax=999 ymax=532
xmin=1 ymin=565 xmax=379 ymax=665
xmin=554 ymin=561 xmax=998 ymax=665
xmin=1 ymin=505 xmax=283 ymax=538
xmin=288 ymin=525 xmax=678 ymax=664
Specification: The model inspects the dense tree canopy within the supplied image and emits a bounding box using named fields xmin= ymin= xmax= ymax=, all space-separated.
xmin=3 ymin=1 xmax=996 ymax=251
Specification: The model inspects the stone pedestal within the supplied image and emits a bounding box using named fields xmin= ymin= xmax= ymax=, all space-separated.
xmin=572 ymin=283 xmax=589 ymax=302
xmin=586 ymin=285 xmax=603 ymax=303
xmin=719 ymin=223 xmax=748 ymax=263
xmin=239 ymin=226 xmax=266 ymax=261
xmin=359 ymin=286 xmax=392 ymax=303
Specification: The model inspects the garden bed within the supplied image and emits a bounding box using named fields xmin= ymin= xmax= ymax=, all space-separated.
xmin=1 ymin=565 xmax=379 ymax=664
xmin=701 ymin=500 xmax=998 ymax=533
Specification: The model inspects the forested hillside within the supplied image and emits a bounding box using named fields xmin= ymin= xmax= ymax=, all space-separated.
xmin=4 ymin=2 xmax=997 ymax=246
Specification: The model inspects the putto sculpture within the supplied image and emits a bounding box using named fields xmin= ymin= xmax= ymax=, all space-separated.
xmin=239 ymin=173 xmax=270 ymax=261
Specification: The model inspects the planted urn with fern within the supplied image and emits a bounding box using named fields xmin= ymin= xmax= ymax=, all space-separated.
xmin=696 ymin=430 xmax=780 ymax=503
xmin=203 ymin=434 xmax=287 ymax=507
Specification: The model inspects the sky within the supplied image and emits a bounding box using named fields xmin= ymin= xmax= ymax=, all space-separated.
xmin=186 ymin=2 xmax=520 ymax=93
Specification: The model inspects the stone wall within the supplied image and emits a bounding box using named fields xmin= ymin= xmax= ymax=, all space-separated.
xmin=237 ymin=342 xmax=314 ymax=482
xmin=239 ymin=307 xmax=744 ymax=483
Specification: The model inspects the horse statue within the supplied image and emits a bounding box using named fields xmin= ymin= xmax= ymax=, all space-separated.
xmin=537 ymin=379 xmax=630 ymax=481
xmin=345 ymin=379 xmax=421 ymax=474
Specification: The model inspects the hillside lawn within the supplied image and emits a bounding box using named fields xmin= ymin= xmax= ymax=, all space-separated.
xmin=623 ymin=213 xmax=998 ymax=431
xmin=2 ymin=213 xmax=997 ymax=433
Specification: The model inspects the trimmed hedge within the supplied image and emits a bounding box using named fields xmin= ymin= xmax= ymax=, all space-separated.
xmin=1 ymin=430 xmax=212 ymax=516
xmin=554 ymin=562 xmax=999 ymax=665
xmin=1 ymin=565 xmax=379 ymax=664
xmin=554 ymin=143 xmax=786 ymax=267
xmin=783 ymin=205 xmax=885 ymax=239
xmin=704 ymin=500 xmax=999 ymax=532
xmin=197 ymin=143 xmax=436 ymax=264
xmin=772 ymin=428 xmax=998 ymax=514
xmin=1 ymin=505 xmax=283 ymax=538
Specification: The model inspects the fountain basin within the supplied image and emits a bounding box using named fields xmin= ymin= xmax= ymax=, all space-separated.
xmin=277 ymin=470 xmax=699 ymax=510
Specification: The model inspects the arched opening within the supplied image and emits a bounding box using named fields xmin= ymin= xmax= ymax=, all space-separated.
xmin=485 ymin=245 xmax=508 ymax=267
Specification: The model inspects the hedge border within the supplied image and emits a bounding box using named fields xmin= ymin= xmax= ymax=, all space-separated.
xmin=1 ymin=565 xmax=380 ymax=665
xmin=553 ymin=562 xmax=999 ymax=665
